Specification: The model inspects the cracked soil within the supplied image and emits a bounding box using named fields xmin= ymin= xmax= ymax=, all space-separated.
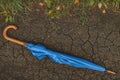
xmin=0 ymin=7 xmax=120 ymax=80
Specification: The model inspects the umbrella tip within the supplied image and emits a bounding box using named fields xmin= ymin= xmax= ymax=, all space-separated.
xmin=107 ymin=70 xmax=116 ymax=75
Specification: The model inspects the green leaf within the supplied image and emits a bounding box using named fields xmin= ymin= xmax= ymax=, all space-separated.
xmin=89 ymin=0 xmax=95 ymax=6
xmin=102 ymin=2 xmax=108 ymax=9
xmin=9 ymin=16 xmax=13 ymax=22
xmin=115 ymin=0 xmax=120 ymax=3
xmin=45 ymin=0 xmax=51 ymax=8
xmin=5 ymin=16 xmax=9 ymax=23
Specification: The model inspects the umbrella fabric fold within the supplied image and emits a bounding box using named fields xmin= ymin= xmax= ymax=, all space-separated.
xmin=26 ymin=43 xmax=106 ymax=72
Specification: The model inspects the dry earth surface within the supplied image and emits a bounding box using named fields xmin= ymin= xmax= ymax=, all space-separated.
xmin=0 ymin=6 xmax=120 ymax=80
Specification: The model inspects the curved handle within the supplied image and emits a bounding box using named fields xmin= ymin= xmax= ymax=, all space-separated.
xmin=3 ymin=25 xmax=26 ymax=46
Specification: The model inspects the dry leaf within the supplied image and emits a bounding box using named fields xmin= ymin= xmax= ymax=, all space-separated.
xmin=39 ymin=2 xmax=44 ymax=7
xmin=56 ymin=6 xmax=60 ymax=10
xmin=48 ymin=10 xmax=52 ymax=14
xmin=74 ymin=0 xmax=79 ymax=4
xmin=102 ymin=9 xmax=106 ymax=14
xmin=98 ymin=2 xmax=102 ymax=9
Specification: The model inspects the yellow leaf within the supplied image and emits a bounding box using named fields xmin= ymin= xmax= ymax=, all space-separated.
xmin=74 ymin=0 xmax=79 ymax=4
xmin=39 ymin=2 xmax=44 ymax=7
xmin=56 ymin=6 xmax=60 ymax=10
xmin=102 ymin=9 xmax=106 ymax=14
xmin=48 ymin=10 xmax=52 ymax=14
xmin=98 ymin=2 xmax=102 ymax=9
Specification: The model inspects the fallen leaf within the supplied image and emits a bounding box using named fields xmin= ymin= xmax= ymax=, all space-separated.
xmin=98 ymin=2 xmax=102 ymax=9
xmin=39 ymin=2 xmax=44 ymax=7
xmin=74 ymin=0 xmax=79 ymax=4
xmin=48 ymin=10 xmax=52 ymax=14
xmin=56 ymin=6 xmax=60 ymax=10
xmin=102 ymin=9 xmax=106 ymax=14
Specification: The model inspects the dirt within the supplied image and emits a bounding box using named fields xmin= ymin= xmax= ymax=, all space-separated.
xmin=0 ymin=5 xmax=120 ymax=80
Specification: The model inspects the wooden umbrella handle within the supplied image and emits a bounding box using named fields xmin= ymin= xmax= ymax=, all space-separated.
xmin=107 ymin=70 xmax=116 ymax=75
xmin=3 ymin=25 xmax=26 ymax=46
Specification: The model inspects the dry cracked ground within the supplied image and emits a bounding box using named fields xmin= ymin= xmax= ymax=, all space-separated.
xmin=0 ymin=8 xmax=120 ymax=80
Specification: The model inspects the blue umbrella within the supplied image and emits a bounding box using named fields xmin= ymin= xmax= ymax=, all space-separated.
xmin=3 ymin=25 xmax=116 ymax=74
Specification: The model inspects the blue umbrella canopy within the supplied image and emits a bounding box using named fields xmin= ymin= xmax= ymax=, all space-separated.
xmin=26 ymin=43 xmax=105 ymax=72
xmin=3 ymin=25 xmax=116 ymax=74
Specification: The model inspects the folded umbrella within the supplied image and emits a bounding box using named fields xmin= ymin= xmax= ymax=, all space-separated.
xmin=3 ymin=25 xmax=116 ymax=74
